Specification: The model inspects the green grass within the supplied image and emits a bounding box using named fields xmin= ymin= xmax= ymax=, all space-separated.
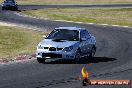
xmin=22 ymin=8 xmax=132 ymax=26
xmin=1 ymin=0 xmax=132 ymax=4
xmin=0 ymin=26 xmax=45 ymax=58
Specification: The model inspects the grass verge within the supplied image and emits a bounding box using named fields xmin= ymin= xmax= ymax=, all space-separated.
xmin=1 ymin=0 xmax=132 ymax=4
xmin=0 ymin=26 xmax=44 ymax=59
xmin=22 ymin=8 xmax=132 ymax=26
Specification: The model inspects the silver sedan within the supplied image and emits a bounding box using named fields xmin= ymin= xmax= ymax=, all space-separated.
xmin=36 ymin=27 xmax=96 ymax=63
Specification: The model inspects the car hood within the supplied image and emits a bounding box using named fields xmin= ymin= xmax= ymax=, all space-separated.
xmin=39 ymin=39 xmax=79 ymax=48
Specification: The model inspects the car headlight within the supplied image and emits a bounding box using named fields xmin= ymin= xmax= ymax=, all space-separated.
xmin=63 ymin=46 xmax=73 ymax=52
xmin=37 ymin=45 xmax=43 ymax=49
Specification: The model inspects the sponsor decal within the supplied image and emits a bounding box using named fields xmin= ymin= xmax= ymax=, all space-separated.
xmin=81 ymin=67 xmax=130 ymax=86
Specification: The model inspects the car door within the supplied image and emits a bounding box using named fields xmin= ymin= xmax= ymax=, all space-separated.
xmin=80 ymin=30 xmax=88 ymax=55
xmin=84 ymin=30 xmax=93 ymax=53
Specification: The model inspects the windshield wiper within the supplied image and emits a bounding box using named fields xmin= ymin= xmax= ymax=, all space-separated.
xmin=52 ymin=38 xmax=67 ymax=42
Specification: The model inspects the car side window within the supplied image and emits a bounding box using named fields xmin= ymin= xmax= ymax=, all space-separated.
xmin=80 ymin=30 xmax=86 ymax=39
xmin=84 ymin=30 xmax=91 ymax=39
xmin=81 ymin=30 xmax=91 ymax=39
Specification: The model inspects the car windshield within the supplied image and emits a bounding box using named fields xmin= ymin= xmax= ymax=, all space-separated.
xmin=4 ymin=0 xmax=15 ymax=3
xmin=46 ymin=29 xmax=79 ymax=41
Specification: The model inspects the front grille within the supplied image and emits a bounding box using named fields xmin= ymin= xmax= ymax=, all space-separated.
xmin=43 ymin=47 xmax=63 ymax=51
xmin=57 ymin=48 xmax=63 ymax=51
xmin=44 ymin=47 xmax=48 ymax=49
xmin=49 ymin=47 xmax=56 ymax=51
xmin=42 ymin=53 xmax=62 ymax=58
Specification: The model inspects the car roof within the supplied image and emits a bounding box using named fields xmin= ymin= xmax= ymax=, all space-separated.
xmin=5 ymin=0 xmax=15 ymax=1
xmin=55 ymin=27 xmax=86 ymax=31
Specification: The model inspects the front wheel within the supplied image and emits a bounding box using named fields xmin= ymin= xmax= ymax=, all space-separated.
xmin=2 ymin=7 xmax=5 ymax=10
xmin=13 ymin=7 xmax=18 ymax=11
xmin=37 ymin=58 xmax=46 ymax=63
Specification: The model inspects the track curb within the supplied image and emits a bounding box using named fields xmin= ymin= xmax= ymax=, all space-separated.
xmin=0 ymin=54 xmax=36 ymax=65
xmin=15 ymin=12 xmax=132 ymax=29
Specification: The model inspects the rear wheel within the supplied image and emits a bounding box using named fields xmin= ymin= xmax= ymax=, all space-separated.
xmin=89 ymin=46 xmax=96 ymax=58
xmin=37 ymin=58 xmax=46 ymax=63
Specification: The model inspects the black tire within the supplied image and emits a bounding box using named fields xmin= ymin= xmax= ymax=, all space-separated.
xmin=37 ymin=58 xmax=46 ymax=63
xmin=89 ymin=46 xmax=96 ymax=58
xmin=2 ymin=7 xmax=5 ymax=10
xmin=13 ymin=7 xmax=18 ymax=11
xmin=15 ymin=7 xmax=18 ymax=11
xmin=74 ymin=49 xmax=81 ymax=62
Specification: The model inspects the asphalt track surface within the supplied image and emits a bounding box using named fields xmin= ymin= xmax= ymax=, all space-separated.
xmin=17 ymin=4 xmax=132 ymax=10
xmin=0 ymin=4 xmax=132 ymax=88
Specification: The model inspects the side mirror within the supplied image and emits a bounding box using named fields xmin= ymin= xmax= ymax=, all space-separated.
xmin=43 ymin=35 xmax=47 ymax=38
xmin=81 ymin=38 xmax=87 ymax=41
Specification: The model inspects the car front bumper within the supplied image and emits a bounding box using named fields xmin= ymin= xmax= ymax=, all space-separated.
xmin=36 ymin=49 xmax=76 ymax=60
xmin=2 ymin=6 xmax=17 ymax=9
